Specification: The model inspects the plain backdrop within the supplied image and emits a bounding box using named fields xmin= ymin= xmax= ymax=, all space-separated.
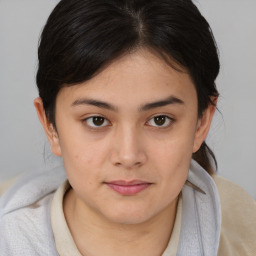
xmin=0 ymin=0 xmax=255 ymax=199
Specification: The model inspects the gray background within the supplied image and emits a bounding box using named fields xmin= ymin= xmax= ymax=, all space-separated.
xmin=0 ymin=0 xmax=255 ymax=199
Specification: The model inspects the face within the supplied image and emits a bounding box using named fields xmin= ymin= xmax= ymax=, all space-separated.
xmin=35 ymin=49 xmax=214 ymax=225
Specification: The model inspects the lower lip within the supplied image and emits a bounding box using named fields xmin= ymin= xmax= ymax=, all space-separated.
xmin=105 ymin=183 xmax=151 ymax=196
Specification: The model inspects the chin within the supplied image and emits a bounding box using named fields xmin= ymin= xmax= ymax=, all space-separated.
xmin=100 ymin=205 xmax=156 ymax=225
xmin=108 ymin=214 xmax=151 ymax=225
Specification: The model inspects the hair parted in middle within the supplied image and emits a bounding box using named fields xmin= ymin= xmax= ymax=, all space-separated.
xmin=36 ymin=0 xmax=220 ymax=174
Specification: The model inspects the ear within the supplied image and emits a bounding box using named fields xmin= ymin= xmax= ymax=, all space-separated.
xmin=34 ymin=97 xmax=62 ymax=156
xmin=193 ymin=98 xmax=217 ymax=153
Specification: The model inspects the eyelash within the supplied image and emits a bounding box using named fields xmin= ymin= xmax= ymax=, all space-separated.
xmin=146 ymin=115 xmax=175 ymax=128
xmin=82 ymin=114 xmax=175 ymax=130
xmin=83 ymin=116 xmax=110 ymax=129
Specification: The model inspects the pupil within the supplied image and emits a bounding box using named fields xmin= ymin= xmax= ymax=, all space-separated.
xmin=154 ymin=116 xmax=165 ymax=126
xmin=93 ymin=117 xmax=104 ymax=126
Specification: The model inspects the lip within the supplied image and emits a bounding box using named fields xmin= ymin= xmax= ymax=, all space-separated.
xmin=104 ymin=180 xmax=152 ymax=196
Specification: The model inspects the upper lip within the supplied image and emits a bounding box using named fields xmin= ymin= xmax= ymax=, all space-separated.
xmin=105 ymin=180 xmax=152 ymax=186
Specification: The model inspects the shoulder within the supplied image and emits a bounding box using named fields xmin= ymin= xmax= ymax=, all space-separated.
xmin=0 ymin=193 xmax=58 ymax=255
xmin=212 ymin=175 xmax=256 ymax=256
xmin=0 ymin=166 xmax=66 ymax=256
xmin=0 ymin=165 xmax=66 ymax=214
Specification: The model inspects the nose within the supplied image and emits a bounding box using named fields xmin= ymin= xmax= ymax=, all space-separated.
xmin=110 ymin=126 xmax=147 ymax=169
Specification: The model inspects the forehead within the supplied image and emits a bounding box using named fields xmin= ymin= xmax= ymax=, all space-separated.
xmin=57 ymin=49 xmax=197 ymax=109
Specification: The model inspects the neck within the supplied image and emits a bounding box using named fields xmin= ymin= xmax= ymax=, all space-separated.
xmin=64 ymin=189 xmax=179 ymax=256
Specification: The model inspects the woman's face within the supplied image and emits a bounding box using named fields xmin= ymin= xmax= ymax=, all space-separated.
xmin=37 ymin=49 xmax=214 ymax=225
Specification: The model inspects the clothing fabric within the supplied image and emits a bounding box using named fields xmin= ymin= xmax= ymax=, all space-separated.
xmin=0 ymin=161 xmax=255 ymax=256
xmin=51 ymin=181 xmax=82 ymax=256
xmin=213 ymin=175 xmax=256 ymax=256
xmin=0 ymin=167 xmax=66 ymax=256
xmin=177 ymin=161 xmax=221 ymax=256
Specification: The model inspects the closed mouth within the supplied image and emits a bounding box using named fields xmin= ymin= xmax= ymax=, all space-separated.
xmin=104 ymin=180 xmax=152 ymax=195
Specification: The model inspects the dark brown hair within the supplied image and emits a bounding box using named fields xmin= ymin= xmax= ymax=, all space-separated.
xmin=36 ymin=0 xmax=219 ymax=174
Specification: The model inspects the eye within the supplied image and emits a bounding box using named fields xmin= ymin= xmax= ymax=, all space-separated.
xmin=84 ymin=116 xmax=110 ymax=128
xmin=146 ymin=115 xmax=173 ymax=128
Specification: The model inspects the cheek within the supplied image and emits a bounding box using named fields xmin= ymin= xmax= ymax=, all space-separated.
xmin=156 ymin=144 xmax=191 ymax=199
xmin=58 ymin=120 xmax=107 ymax=162
xmin=62 ymin=142 xmax=106 ymax=172
xmin=151 ymin=132 xmax=195 ymax=164
xmin=61 ymin=144 xmax=102 ymax=195
xmin=60 ymin=138 xmax=115 ymax=195
xmin=148 ymin=128 xmax=195 ymax=185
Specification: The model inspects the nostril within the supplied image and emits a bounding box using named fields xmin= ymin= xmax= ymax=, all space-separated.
xmin=135 ymin=161 xmax=142 ymax=166
xmin=109 ymin=142 xmax=147 ymax=168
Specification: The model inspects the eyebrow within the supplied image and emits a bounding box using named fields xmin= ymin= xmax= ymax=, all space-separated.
xmin=71 ymin=98 xmax=117 ymax=111
xmin=71 ymin=95 xmax=184 ymax=111
xmin=140 ymin=95 xmax=184 ymax=111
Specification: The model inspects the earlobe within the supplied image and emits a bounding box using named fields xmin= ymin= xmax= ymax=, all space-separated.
xmin=193 ymin=101 xmax=217 ymax=153
xmin=33 ymin=97 xmax=62 ymax=156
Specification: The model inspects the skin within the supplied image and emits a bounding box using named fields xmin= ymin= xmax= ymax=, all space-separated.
xmin=34 ymin=49 xmax=216 ymax=256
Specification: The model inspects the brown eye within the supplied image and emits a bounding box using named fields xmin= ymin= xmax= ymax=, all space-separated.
xmin=147 ymin=115 xmax=173 ymax=127
xmin=93 ymin=117 xmax=105 ymax=126
xmin=154 ymin=116 xmax=166 ymax=126
xmin=85 ymin=116 xmax=109 ymax=127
